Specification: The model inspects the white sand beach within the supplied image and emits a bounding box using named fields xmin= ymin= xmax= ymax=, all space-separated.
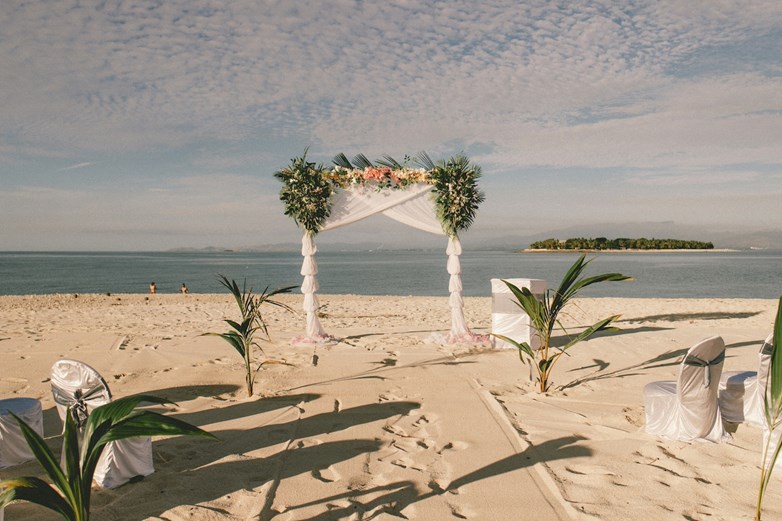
xmin=1 ymin=294 xmax=780 ymax=520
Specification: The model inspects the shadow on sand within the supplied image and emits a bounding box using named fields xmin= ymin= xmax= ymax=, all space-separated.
xmin=91 ymin=399 xmax=421 ymax=519
xmin=619 ymin=310 xmax=763 ymax=323
xmin=268 ymin=436 xmax=591 ymax=520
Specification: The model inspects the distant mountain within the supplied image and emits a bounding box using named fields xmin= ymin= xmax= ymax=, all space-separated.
xmin=166 ymin=222 xmax=782 ymax=253
xmin=167 ymin=241 xmax=393 ymax=253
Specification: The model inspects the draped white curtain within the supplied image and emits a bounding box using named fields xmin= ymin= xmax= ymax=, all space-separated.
xmin=296 ymin=183 xmax=473 ymax=343
xmin=321 ymin=183 xmax=442 ymax=234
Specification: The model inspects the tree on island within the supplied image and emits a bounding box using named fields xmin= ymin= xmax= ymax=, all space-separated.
xmin=528 ymin=237 xmax=714 ymax=250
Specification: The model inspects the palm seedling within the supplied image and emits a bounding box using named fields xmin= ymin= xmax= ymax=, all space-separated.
xmin=0 ymin=395 xmax=215 ymax=521
xmin=756 ymin=296 xmax=782 ymax=520
xmin=493 ymin=254 xmax=631 ymax=392
xmin=206 ymin=275 xmax=295 ymax=397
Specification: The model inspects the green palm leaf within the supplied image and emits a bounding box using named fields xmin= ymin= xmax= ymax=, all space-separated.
xmin=562 ymin=316 xmax=621 ymax=351
xmin=352 ymin=153 xmax=373 ymax=169
xmin=491 ymin=334 xmax=537 ymax=361
xmin=8 ymin=412 xmax=74 ymax=507
xmin=205 ymin=276 xmax=296 ymax=397
xmin=414 ymin=151 xmax=435 ymax=170
xmin=769 ymin=297 xmax=782 ymax=418
xmin=376 ymin=155 xmax=403 ymax=169
xmin=1 ymin=394 xmax=212 ymax=521
xmin=0 ymin=476 xmax=75 ymax=520
xmin=100 ymin=411 xmax=216 ymax=443
xmin=332 ymin=152 xmax=352 ymax=169
xmin=493 ymin=256 xmax=629 ymax=392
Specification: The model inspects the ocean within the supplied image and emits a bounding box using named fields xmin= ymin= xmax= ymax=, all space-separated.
xmin=0 ymin=250 xmax=780 ymax=299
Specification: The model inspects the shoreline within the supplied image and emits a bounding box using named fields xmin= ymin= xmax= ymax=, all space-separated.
xmin=0 ymin=292 xmax=775 ymax=301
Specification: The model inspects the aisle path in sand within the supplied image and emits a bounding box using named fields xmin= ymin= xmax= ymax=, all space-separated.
xmin=261 ymin=346 xmax=571 ymax=520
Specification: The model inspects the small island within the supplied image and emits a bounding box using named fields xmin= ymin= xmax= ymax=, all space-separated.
xmin=526 ymin=237 xmax=714 ymax=251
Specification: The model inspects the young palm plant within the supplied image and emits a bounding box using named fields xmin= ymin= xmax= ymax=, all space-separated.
xmin=756 ymin=296 xmax=782 ymax=520
xmin=206 ymin=275 xmax=295 ymax=397
xmin=493 ymin=255 xmax=631 ymax=392
xmin=0 ymin=395 xmax=214 ymax=521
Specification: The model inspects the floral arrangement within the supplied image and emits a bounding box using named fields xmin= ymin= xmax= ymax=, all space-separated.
xmin=327 ymin=165 xmax=431 ymax=190
xmin=275 ymin=150 xmax=484 ymax=236
xmin=274 ymin=150 xmax=335 ymax=234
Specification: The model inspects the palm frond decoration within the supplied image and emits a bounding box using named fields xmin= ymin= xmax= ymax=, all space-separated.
xmin=351 ymin=153 xmax=374 ymax=169
xmin=332 ymin=153 xmax=353 ymax=169
xmin=376 ymin=155 xmax=403 ymax=169
xmin=414 ymin=151 xmax=435 ymax=170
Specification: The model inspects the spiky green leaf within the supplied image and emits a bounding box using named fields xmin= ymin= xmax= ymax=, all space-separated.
xmin=0 ymin=476 xmax=75 ymax=520
xmin=492 ymin=334 xmax=536 ymax=360
xmin=9 ymin=413 xmax=73 ymax=507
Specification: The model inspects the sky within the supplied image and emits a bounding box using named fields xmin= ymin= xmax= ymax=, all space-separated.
xmin=1 ymin=0 xmax=781 ymax=251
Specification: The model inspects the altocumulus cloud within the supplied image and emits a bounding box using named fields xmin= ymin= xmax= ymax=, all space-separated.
xmin=1 ymin=0 xmax=782 ymax=249
xmin=1 ymin=0 xmax=781 ymax=168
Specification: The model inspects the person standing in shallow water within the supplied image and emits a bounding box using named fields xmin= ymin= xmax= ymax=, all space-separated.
xmin=149 ymin=282 xmax=156 ymax=294
xmin=180 ymin=283 xmax=188 ymax=294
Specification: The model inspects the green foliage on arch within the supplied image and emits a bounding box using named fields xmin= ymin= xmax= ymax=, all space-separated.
xmin=274 ymin=149 xmax=484 ymax=237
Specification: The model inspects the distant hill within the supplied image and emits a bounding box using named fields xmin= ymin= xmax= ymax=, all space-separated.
xmin=167 ymin=241 xmax=392 ymax=253
xmin=528 ymin=237 xmax=714 ymax=251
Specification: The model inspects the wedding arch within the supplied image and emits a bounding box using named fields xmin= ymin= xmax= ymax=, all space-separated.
xmin=275 ymin=150 xmax=485 ymax=344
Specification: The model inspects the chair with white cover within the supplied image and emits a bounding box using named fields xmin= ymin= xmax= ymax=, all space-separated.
xmin=644 ymin=336 xmax=729 ymax=442
xmin=50 ymin=359 xmax=155 ymax=488
xmin=0 ymin=397 xmax=44 ymax=469
xmin=719 ymin=333 xmax=774 ymax=427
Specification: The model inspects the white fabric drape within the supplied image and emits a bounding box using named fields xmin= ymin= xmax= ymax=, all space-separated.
xmin=301 ymin=233 xmax=328 ymax=340
xmin=0 ymin=398 xmax=43 ymax=468
xmin=447 ymin=236 xmax=470 ymax=338
xmin=321 ymin=183 xmax=442 ymax=235
xmin=719 ymin=332 xmax=774 ymax=426
xmin=294 ymin=182 xmax=478 ymax=345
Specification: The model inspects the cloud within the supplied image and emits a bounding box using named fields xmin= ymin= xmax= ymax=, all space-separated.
xmin=626 ymin=170 xmax=761 ymax=186
xmin=1 ymin=0 xmax=781 ymax=249
xmin=3 ymin=1 xmax=781 ymax=163
xmin=58 ymin=161 xmax=95 ymax=172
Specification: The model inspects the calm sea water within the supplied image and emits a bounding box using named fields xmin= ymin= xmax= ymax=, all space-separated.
xmin=0 ymin=250 xmax=780 ymax=298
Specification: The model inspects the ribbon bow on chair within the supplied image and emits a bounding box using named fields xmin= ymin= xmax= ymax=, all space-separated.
xmin=52 ymin=382 xmax=107 ymax=429
xmin=684 ymin=350 xmax=726 ymax=387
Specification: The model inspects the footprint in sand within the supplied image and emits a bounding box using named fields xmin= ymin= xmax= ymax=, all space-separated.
xmin=383 ymin=424 xmax=409 ymax=437
xmin=313 ymin=465 xmax=341 ymax=483
xmin=390 ymin=456 xmax=415 ymax=468
xmin=448 ymin=501 xmax=474 ymax=519
xmin=378 ymin=392 xmax=404 ymax=402
xmin=440 ymin=440 xmax=469 ymax=453
xmin=564 ymin=464 xmax=618 ymax=476
xmin=296 ymin=438 xmax=324 ymax=449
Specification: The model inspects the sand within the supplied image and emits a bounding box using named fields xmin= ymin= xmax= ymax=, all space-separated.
xmin=1 ymin=293 xmax=780 ymax=520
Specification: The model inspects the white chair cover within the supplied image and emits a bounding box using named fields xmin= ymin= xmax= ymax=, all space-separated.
xmin=490 ymin=278 xmax=546 ymax=350
xmin=719 ymin=333 xmax=774 ymax=426
xmin=644 ymin=336 xmax=729 ymax=442
xmin=50 ymin=359 xmax=154 ymax=488
xmin=0 ymin=397 xmax=43 ymax=468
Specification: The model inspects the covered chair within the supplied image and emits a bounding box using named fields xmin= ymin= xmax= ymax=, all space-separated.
xmin=0 ymin=397 xmax=44 ymax=468
xmin=719 ymin=333 xmax=774 ymax=426
xmin=50 ymin=359 xmax=155 ymax=488
xmin=644 ymin=336 xmax=729 ymax=442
